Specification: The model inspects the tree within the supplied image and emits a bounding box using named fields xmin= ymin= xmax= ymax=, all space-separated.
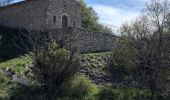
xmin=112 ymin=0 xmax=170 ymax=99
xmin=78 ymin=0 xmax=98 ymax=30
xmin=77 ymin=0 xmax=113 ymax=33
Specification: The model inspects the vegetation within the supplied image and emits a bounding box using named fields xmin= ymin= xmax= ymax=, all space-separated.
xmin=0 ymin=73 xmax=10 ymax=100
xmin=81 ymin=52 xmax=111 ymax=73
xmin=112 ymin=0 xmax=170 ymax=99
xmin=29 ymin=43 xmax=80 ymax=87
xmin=58 ymin=74 xmax=99 ymax=99
xmin=78 ymin=0 xmax=113 ymax=33
xmin=1 ymin=0 xmax=170 ymax=100
xmin=1 ymin=51 xmax=170 ymax=100
xmin=98 ymin=85 xmax=152 ymax=100
xmin=0 ymin=71 xmax=156 ymax=100
xmin=0 ymin=55 xmax=31 ymax=76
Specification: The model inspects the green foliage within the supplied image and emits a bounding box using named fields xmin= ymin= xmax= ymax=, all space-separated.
xmin=0 ymin=73 xmax=9 ymax=96
xmin=97 ymin=85 xmax=151 ymax=100
xmin=0 ymin=55 xmax=31 ymax=76
xmin=1 ymin=52 xmax=170 ymax=100
xmin=0 ymin=73 xmax=12 ymax=100
xmin=1 ymin=74 xmax=169 ymax=100
xmin=30 ymin=43 xmax=80 ymax=87
xmin=58 ymin=74 xmax=99 ymax=99
xmin=112 ymin=37 xmax=139 ymax=69
xmin=2 ymin=74 xmax=99 ymax=100
xmin=78 ymin=0 xmax=112 ymax=33
xmin=79 ymin=0 xmax=98 ymax=30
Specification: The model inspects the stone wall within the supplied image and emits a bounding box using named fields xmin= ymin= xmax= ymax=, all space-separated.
xmin=50 ymin=28 xmax=116 ymax=53
xmin=0 ymin=0 xmax=47 ymax=31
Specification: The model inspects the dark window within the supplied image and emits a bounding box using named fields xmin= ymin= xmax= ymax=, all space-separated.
xmin=53 ymin=16 xmax=56 ymax=23
xmin=64 ymin=5 xmax=66 ymax=9
xmin=62 ymin=15 xmax=68 ymax=28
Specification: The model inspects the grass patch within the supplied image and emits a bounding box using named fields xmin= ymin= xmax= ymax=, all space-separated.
xmin=58 ymin=74 xmax=99 ymax=100
xmin=0 ymin=52 xmax=111 ymax=77
xmin=0 ymin=55 xmax=31 ymax=76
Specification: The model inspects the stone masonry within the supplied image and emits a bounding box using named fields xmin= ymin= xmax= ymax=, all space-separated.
xmin=50 ymin=28 xmax=116 ymax=53
xmin=0 ymin=0 xmax=81 ymax=31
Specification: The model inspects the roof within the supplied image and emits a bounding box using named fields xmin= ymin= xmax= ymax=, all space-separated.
xmin=0 ymin=0 xmax=82 ymax=11
xmin=0 ymin=0 xmax=33 ymax=10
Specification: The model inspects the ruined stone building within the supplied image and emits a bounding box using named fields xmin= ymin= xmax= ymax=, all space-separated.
xmin=0 ymin=0 xmax=116 ymax=52
xmin=0 ymin=0 xmax=81 ymax=30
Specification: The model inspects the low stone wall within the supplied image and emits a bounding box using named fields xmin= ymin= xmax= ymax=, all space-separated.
xmin=49 ymin=28 xmax=117 ymax=53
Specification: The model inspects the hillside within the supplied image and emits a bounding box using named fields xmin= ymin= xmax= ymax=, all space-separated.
xmin=0 ymin=52 xmax=111 ymax=83
xmin=0 ymin=52 xmax=152 ymax=100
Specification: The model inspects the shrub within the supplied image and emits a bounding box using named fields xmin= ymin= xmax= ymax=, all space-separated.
xmin=58 ymin=74 xmax=99 ymax=99
xmin=0 ymin=73 xmax=11 ymax=99
xmin=6 ymin=74 xmax=99 ymax=100
xmin=0 ymin=73 xmax=9 ymax=89
xmin=29 ymin=43 xmax=80 ymax=87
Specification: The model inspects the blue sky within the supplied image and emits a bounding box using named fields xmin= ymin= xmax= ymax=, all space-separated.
xmin=85 ymin=0 xmax=148 ymax=27
xmin=12 ymin=0 xmax=148 ymax=28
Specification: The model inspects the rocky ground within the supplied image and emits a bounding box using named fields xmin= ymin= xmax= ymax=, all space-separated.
xmin=80 ymin=52 xmax=113 ymax=85
xmin=79 ymin=52 xmax=138 ymax=88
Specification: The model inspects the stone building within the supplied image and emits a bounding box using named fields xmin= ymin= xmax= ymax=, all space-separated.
xmin=0 ymin=0 xmax=117 ymax=53
xmin=0 ymin=0 xmax=82 ymax=31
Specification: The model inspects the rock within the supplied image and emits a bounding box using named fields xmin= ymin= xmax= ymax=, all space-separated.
xmin=12 ymin=75 xmax=30 ymax=86
xmin=5 ymin=67 xmax=10 ymax=72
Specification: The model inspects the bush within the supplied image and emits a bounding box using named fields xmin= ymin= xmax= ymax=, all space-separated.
xmin=58 ymin=74 xmax=99 ymax=99
xmin=0 ymin=73 xmax=11 ymax=100
xmin=30 ymin=43 xmax=80 ymax=87
xmin=0 ymin=73 xmax=9 ymax=89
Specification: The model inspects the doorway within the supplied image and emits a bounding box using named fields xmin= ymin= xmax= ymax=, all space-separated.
xmin=62 ymin=15 xmax=68 ymax=28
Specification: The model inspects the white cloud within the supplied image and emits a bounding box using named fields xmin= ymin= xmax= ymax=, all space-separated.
xmin=91 ymin=4 xmax=141 ymax=28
